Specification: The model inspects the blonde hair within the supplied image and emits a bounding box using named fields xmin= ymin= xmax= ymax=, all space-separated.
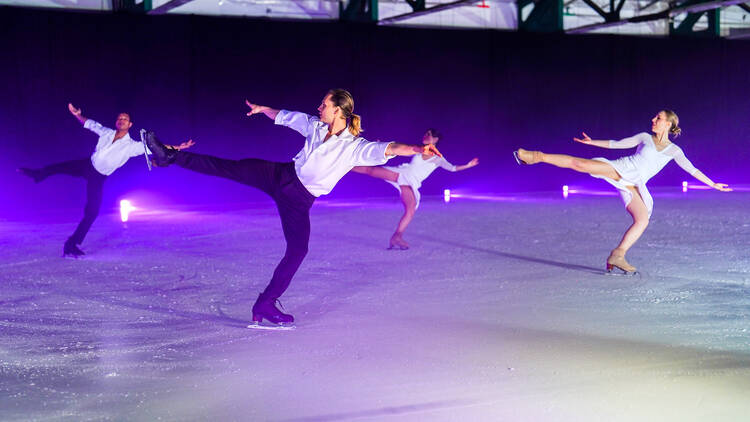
xmin=662 ymin=109 xmax=681 ymax=138
xmin=327 ymin=88 xmax=362 ymax=136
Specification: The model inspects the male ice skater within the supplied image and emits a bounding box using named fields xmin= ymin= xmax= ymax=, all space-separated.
xmin=144 ymin=89 xmax=441 ymax=327
xmin=18 ymin=103 xmax=193 ymax=258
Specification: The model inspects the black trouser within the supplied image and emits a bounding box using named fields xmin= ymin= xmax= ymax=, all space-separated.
xmin=175 ymin=151 xmax=316 ymax=300
xmin=39 ymin=158 xmax=107 ymax=245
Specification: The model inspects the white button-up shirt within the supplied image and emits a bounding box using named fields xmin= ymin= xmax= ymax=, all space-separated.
xmin=276 ymin=110 xmax=394 ymax=197
xmin=85 ymin=119 xmax=149 ymax=176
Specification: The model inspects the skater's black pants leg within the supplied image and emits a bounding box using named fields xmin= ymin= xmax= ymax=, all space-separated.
xmin=37 ymin=158 xmax=107 ymax=245
xmin=263 ymin=168 xmax=315 ymax=299
xmin=174 ymin=151 xmax=277 ymax=195
xmin=174 ymin=152 xmax=315 ymax=300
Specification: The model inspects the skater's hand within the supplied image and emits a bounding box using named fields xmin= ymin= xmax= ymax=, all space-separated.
xmin=423 ymin=144 xmax=442 ymax=157
xmin=68 ymin=103 xmax=82 ymax=116
xmin=171 ymin=139 xmax=195 ymax=151
xmin=246 ymin=100 xmax=269 ymax=116
xmin=713 ymin=183 xmax=732 ymax=192
xmin=573 ymin=132 xmax=592 ymax=144
xmin=466 ymin=157 xmax=479 ymax=167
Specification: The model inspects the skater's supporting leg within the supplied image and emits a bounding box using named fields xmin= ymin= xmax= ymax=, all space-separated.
xmin=395 ymin=185 xmax=417 ymax=235
xmin=261 ymin=195 xmax=313 ymax=300
xmin=68 ymin=171 xmax=106 ymax=246
xmin=607 ymin=187 xmax=648 ymax=273
xmin=389 ymin=186 xmax=416 ymax=249
xmin=174 ymin=152 xmax=278 ymax=196
xmin=615 ymin=186 xmax=650 ymax=254
xmin=351 ymin=166 xmax=399 ymax=183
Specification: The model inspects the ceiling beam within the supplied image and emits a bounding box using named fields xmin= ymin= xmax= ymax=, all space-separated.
xmin=378 ymin=0 xmax=476 ymax=25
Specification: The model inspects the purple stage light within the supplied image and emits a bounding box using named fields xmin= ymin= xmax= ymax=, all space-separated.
xmin=682 ymin=181 xmax=688 ymax=193
xmin=120 ymin=200 xmax=135 ymax=222
xmin=444 ymin=189 xmax=451 ymax=203
xmin=562 ymin=185 xmax=569 ymax=199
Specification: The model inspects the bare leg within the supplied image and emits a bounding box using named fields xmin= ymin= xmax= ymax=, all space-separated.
xmin=615 ymin=186 xmax=650 ymax=254
xmin=390 ymin=186 xmax=417 ymax=249
xmin=540 ymin=153 xmax=622 ymax=180
xmin=607 ymin=186 xmax=649 ymax=272
xmin=351 ymin=166 xmax=399 ymax=183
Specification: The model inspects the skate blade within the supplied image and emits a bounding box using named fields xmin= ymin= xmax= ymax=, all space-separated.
xmin=513 ymin=150 xmax=524 ymax=165
xmin=247 ymin=322 xmax=296 ymax=331
xmin=387 ymin=245 xmax=409 ymax=251
xmin=605 ymin=269 xmax=637 ymax=276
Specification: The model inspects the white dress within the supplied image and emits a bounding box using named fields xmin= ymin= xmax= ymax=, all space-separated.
xmin=382 ymin=154 xmax=457 ymax=209
xmin=590 ymin=132 xmax=698 ymax=217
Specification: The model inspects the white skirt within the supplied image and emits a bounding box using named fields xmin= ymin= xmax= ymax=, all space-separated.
xmin=383 ymin=166 xmax=423 ymax=209
xmin=591 ymin=156 xmax=654 ymax=217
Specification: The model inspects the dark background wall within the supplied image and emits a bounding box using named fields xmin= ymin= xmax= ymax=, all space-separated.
xmin=1 ymin=7 xmax=748 ymax=217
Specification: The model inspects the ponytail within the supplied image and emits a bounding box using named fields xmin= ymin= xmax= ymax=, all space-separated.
xmin=349 ymin=113 xmax=362 ymax=136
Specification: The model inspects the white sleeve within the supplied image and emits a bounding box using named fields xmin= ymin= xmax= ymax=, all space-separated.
xmin=128 ymin=140 xmax=149 ymax=158
xmin=351 ymin=139 xmax=394 ymax=166
xmin=436 ymin=157 xmax=457 ymax=172
xmin=83 ymin=119 xmax=112 ymax=137
xmin=608 ymin=132 xmax=648 ymax=149
xmin=274 ymin=110 xmax=317 ymax=137
xmin=666 ymin=145 xmax=699 ymax=175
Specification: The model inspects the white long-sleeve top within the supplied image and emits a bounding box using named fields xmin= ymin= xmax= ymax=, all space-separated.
xmin=381 ymin=154 xmax=457 ymax=209
xmin=85 ymin=119 xmax=149 ymax=176
xmin=275 ymin=110 xmax=394 ymax=197
xmin=606 ymin=132 xmax=698 ymax=184
xmin=591 ymin=132 xmax=699 ymax=217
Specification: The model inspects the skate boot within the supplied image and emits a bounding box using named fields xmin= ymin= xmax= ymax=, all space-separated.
xmin=513 ymin=148 xmax=543 ymax=165
xmin=251 ymin=293 xmax=294 ymax=325
xmin=606 ymin=248 xmax=636 ymax=274
xmin=63 ymin=239 xmax=85 ymax=259
xmin=17 ymin=167 xmax=45 ymax=183
xmin=388 ymin=232 xmax=409 ymax=250
xmin=143 ymin=130 xmax=178 ymax=167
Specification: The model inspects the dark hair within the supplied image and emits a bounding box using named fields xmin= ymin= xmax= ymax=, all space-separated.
xmin=118 ymin=112 xmax=132 ymax=121
xmin=427 ymin=128 xmax=442 ymax=141
xmin=327 ymin=89 xmax=361 ymax=136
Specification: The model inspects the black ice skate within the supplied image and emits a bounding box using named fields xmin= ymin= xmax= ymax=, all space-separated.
xmin=63 ymin=239 xmax=85 ymax=259
xmin=143 ymin=130 xmax=178 ymax=167
xmin=17 ymin=167 xmax=45 ymax=183
xmin=249 ymin=293 xmax=295 ymax=330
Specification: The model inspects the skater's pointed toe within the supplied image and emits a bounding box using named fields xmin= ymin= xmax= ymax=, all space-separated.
xmin=18 ymin=167 xmax=44 ymax=183
xmin=514 ymin=148 xmax=542 ymax=165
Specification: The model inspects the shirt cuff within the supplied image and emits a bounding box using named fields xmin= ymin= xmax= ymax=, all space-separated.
xmin=274 ymin=109 xmax=289 ymax=125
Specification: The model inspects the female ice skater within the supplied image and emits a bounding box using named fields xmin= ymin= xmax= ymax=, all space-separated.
xmin=143 ymin=89 xmax=442 ymax=327
xmin=351 ymin=128 xmax=479 ymax=249
xmin=514 ymin=110 xmax=732 ymax=274
xmin=17 ymin=103 xmax=193 ymax=258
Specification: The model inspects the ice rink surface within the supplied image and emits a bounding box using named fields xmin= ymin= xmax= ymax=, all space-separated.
xmin=1 ymin=189 xmax=749 ymax=421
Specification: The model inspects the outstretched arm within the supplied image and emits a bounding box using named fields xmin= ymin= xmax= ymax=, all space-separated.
xmin=672 ymin=147 xmax=732 ymax=192
xmin=386 ymin=143 xmax=442 ymax=157
xmin=574 ymin=132 xmax=643 ymax=149
xmin=691 ymin=170 xmax=732 ymax=191
xmin=68 ymin=103 xmax=88 ymax=125
xmin=454 ymin=157 xmax=479 ymax=171
xmin=245 ymin=100 xmax=279 ymax=120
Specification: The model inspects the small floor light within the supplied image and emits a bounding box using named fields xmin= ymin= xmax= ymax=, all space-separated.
xmin=562 ymin=185 xmax=569 ymax=199
xmin=120 ymin=200 xmax=135 ymax=222
xmin=444 ymin=189 xmax=451 ymax=203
